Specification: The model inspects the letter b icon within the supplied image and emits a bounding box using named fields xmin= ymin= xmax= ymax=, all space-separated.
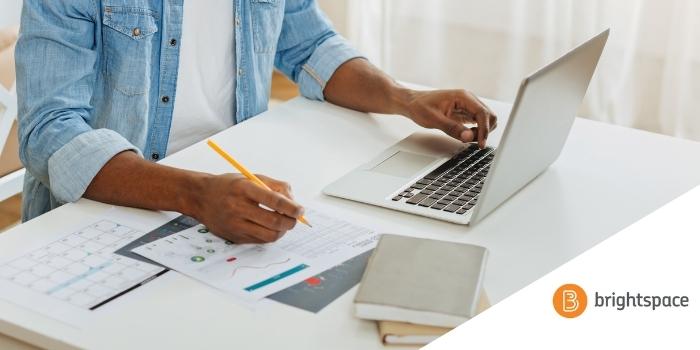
xmin=563 ymin=290 xmax=579 ymax=312
xmin=553 ymin=284 xmax=587 ymax=318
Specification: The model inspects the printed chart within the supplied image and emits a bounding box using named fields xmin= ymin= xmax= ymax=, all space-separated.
xmin=133 ymin=223 xmax=308 ymax=300
xmin=116 ymin=213 xmax=376 ymax=311
xmin=268 ymin=249 xmax=374 ymax=313
xmin=133 ymin=209 xmax=378 ymax=301
xmin=0 ymin=220 xmax=164 ymax=310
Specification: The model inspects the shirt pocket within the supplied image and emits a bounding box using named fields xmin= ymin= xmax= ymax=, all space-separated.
xmin=102 ymin=6 xmax=159 ymax=96
xmin=251 ymin=0 xmax=284 ymax=54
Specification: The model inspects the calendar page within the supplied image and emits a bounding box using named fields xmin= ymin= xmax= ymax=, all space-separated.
xmin=0 ymin=220 xmax=164 ymax=310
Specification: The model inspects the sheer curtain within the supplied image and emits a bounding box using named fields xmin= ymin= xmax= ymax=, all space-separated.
xmin=341 ymin=0 xmax=700 ymax=141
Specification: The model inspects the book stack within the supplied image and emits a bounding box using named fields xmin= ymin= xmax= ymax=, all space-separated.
xmin=354 ymin=234 xmax=490 ymax=346
xmin=376 ymin=289 xmax=490 ymax=346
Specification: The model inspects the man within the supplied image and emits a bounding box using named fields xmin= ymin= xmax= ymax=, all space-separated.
xmin=16 ymin=0 xmax=496 ymax=243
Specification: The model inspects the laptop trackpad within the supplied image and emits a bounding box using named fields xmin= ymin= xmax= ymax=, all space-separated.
xmin=371 ymin=151 xmax=438 ymax=178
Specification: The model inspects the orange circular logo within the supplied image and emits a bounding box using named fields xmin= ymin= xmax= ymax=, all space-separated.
xmin=553 ymin=284 xmax=587 ymax=318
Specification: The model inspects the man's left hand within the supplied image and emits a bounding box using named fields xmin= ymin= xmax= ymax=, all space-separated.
xmin=400 ymin=89 xmax=498 ymax=149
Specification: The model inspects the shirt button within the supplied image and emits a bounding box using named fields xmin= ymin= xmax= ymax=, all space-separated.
xmin=235 ymin=18 xmax=241 ymax=27
xmin=238 ymin=68 xmax=243 ymax=76
xmin=151 ymin=153 xmax=159 ymax=160
xmin=170 ymin=38 xmax=177 ymax=46
xmin=161 ymin=96 xmax=170 ymax=103
xmin=132 ymin=27 xmax=141 ymax=37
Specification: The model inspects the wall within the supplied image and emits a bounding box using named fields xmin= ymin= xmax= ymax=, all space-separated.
xmin=0 ymin=1 xmax=22 ymax=28
xmin=318 ymin=0 xmax=349 ymax=36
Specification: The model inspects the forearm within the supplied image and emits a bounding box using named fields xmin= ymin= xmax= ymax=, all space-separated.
xmin=83 ymin=151 xmax=304 ymax=244
xmin=323 ymin=58 xmax=412 ymax=116
xmin=84 ymin=151 xmax=208 ymax=218
xmin=322 ymin=57 xmax=497 ymax=147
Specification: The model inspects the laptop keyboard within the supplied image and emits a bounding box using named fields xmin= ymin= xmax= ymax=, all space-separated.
xmin=391 ymin=144 xmax=495 ymax=215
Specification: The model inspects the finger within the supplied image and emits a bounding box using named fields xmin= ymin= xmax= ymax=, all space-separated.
xmin=453 ymin=90 xmax=486 ymax=116
xmin=429 ymin=112 xmax=471 ymax=142
xmin=469 ymin=127 xmax=479 ymax=143
xmin=230 ymin=219 xmax=285 ymax=243
xmin=467 ymin=91 xmax=497 ymax=118
xmin=468 ymin=92 xmax=498 ymax=140
xmin=452 ymin=106 xmax=497 ymax=128
xmin=452 ymin=109 xmax=496 ymax=143
xmin=476 ymin=109 xmax=489 ymax=149
xmin=212 ymin=225 xmax=267 ymax=244
xmin=450 ymin=109 xmax=476 ymax=124
xmin=256 ymin=174 xmax=294 ymax=199
xmin=489 ymin=114 xmax=498 ymax=132
xmin=226 ymin=234 xmax=265 ymax=245
xmin=453 ymin=108 xmax=500 ymax=136
xmin=451 ymin=91 xmax=489 ymax=148
xmin=451 ymin=90 xmax=492 ymax=120
xmin=244 ymin=183 xmax=304 ymax=218
xmin=244 ymin=202 xmax=297 ymax=232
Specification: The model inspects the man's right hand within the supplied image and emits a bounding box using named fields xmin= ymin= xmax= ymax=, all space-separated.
xmin=194 ymin=173 xmax=305 ymax=244
xmin=85 ymin=151 xmax=304 ymax=244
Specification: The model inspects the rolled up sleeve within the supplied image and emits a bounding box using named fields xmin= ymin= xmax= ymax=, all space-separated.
xmin=48 ymin=129 xmax=139 ymax=203
xmin=274 ymin=0 xmax=363 ymax=101
xmin=16 ymin=0 xmax=139 ymax=204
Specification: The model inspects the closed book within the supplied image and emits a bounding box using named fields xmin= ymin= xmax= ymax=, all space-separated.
xmin=377 ymin=289 xmax=490 ymax=346
xmin=354 ymin=234 xmax=488 ymax=328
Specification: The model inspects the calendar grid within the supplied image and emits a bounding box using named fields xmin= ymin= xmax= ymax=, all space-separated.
xmin=0 ymin=220 xmax=164 ymax=309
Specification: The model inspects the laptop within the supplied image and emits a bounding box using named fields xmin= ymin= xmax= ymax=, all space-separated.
xmin=323 ymin=30 xmax=609 ymax=225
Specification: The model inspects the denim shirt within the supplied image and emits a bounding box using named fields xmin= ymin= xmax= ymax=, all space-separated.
xmin=15 ymin=0 xmax=361 ymax=221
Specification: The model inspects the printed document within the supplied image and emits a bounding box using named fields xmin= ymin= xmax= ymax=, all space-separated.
xmin=133 ymin=208 xmax=379 ymax=301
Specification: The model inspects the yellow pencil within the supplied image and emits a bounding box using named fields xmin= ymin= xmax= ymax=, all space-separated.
xmin=206 ymin=139 xmax=312 ymax=227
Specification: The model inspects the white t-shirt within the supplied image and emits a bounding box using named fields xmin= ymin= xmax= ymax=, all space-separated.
xmin=168 ymin=0 xmax=236 ymax=155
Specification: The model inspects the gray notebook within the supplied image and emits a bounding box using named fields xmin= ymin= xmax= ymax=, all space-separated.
xmin=354 ymin=234 xmax=488 ymax=328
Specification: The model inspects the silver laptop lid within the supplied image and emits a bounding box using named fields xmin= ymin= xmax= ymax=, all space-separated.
xmin=471 ymin=30 xmax=609 ymax=224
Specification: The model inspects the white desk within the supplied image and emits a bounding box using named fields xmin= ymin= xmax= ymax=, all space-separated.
xmin=1 ymin=96 xmax=700 ymax=349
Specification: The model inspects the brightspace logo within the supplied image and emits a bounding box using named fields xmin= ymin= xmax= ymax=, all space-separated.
xmin=553 ymin=284 xmax=587 ymax=318
xmin=553 ymin=283 xmax=690 ymax=318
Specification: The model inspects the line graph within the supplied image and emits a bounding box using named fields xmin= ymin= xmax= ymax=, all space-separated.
xmin=229 ymin=258 xmax=291 ymax=278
